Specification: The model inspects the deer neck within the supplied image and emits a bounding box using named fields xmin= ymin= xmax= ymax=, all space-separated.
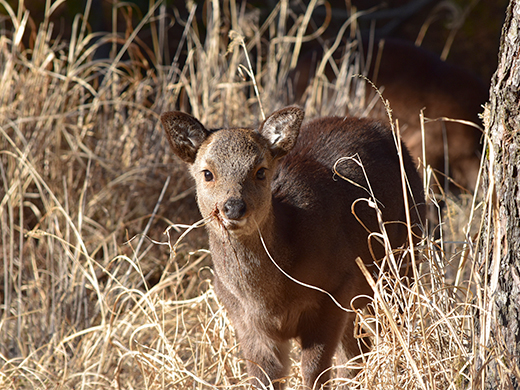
xmin=207 ymin=207 xmax=288 ymax=291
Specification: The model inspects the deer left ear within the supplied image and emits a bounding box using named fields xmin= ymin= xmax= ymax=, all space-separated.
xmin=160 ymin=111 xmax=211 ymax=164
xmin=258 ymin=107 xmax=304 ymax=158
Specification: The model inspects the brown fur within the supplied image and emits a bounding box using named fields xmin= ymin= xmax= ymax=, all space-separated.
xmin=161 ymin=107 xmax=425 ymax=389
xmin=291 ymin=38 xmax=488 ymax=192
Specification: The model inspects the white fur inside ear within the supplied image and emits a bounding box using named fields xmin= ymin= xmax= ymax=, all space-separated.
xmin=260 ymin=107 xmax=304 ymax=156
xmin=269 ymin=133 xmax=282 ymax=145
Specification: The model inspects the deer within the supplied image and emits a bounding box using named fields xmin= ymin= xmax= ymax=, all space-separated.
xmin=160 ymin=106 xmax=425 ymax=389
xmin=290 ymin=37 xmax=488 ymax=193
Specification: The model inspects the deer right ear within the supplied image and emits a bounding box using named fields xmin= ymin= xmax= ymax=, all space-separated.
xmin=259 ymin=107 xmax=304 ymax=158
xmin=160 ymin=111 xmax=211 ymax=163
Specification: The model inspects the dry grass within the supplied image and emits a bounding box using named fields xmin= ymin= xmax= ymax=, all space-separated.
xmin=0 ymin=0 xmax=504 ymax=389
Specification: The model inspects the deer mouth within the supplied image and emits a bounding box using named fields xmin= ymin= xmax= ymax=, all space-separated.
xmin=210 ymin=205 xmax=249 ymax=232
xmin=221 ymin=216 xmax=248 ymax=230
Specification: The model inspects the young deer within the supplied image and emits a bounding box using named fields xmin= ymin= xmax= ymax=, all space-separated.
xmin=161 ymin=107 xmax=425 ymax=389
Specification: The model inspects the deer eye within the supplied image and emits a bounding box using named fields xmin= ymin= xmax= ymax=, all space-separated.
xmin=256 ymin=167 xmax=266 ymax=180
xmin=203 ymin=170 xmax=214 ymax=182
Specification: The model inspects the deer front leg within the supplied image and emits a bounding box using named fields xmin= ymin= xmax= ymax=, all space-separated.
xmin=299 ymin=303 xmax=347 ymax=389
xmin=215 ymin=278 xmax=291 ymax=389
xmin=237 ymin=328 xmax=291 ymax=390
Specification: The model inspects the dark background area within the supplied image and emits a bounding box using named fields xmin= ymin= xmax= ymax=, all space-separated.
xmin=0 ymin=0 xmax=508 ymax=87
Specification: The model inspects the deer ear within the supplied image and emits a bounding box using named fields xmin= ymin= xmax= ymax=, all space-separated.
xmin=160 ymin=111 xmax=211 ymax=163
xmin=258 ymin=107 xmax=304 ymax=157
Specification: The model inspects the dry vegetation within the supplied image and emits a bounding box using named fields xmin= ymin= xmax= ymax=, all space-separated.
xmin=0 ymin=0 xmax=498 ymax=389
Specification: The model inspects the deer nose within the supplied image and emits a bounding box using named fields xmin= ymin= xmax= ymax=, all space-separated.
xmin=223 ymin=198 xmax=247 ymax=220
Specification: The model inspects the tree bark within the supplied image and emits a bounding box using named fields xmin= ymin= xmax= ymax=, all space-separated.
xmin=478 ymin=0 xmax=520 ymax=388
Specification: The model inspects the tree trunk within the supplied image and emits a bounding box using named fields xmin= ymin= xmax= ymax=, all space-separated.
xmin=478 ymin=0 xmax=520 ymax=388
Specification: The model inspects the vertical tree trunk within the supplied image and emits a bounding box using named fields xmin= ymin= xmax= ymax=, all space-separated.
xmin=478 ymin=0 xmax=520 ymax=388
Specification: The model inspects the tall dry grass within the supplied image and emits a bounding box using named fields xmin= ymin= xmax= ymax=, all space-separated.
xmin=0 ymin=0 xmax=494 ymax=388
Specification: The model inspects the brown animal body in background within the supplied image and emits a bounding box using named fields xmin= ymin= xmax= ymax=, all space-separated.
xmin=161 ymin=107 xmax=425 ymax=389
xmin=292 ymin=38 xmax=488 ymax=193
xmin=368 ymin=38 xmax=487 ymax=192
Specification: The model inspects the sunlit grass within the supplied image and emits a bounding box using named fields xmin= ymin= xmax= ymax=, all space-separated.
xmin=0 ymin=0 xmax=502 ymax=389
